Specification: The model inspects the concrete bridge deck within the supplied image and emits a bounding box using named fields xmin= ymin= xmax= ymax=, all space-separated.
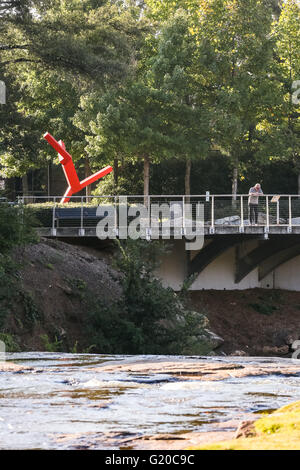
xmin=36 ymin=225 xmax=300 ymax=238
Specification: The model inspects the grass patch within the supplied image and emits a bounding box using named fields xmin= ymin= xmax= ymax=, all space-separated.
xmin=40 ymin=334 xmax=63 ymax=352
xmin=249 ymin=302 xmax=278 ymax=316
xmin=190 ymin=401 xmax=300 ymax=450
xmin=66 ymin=277 xmax=87 ymax=300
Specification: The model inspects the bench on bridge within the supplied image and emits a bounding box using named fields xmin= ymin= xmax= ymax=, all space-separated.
xmin=54 ymin=207 xmax=109 ymax=228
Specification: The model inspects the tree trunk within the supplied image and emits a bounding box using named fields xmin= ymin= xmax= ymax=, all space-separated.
xmin=113 ymin=157 xmax=119 ymax=187
xmin=185 ymin=158 xmax=191 ymax=203
xmin=85 ymin=158 xmax=92 ymax=201
xmin=47 ymin=163 xmax=51 ymax=199
xmin=232 ymin=166 xmax=238 ymax=201
xmin=143 ymin=154 xmax=150 ymax=206
xmin=297 ymin=173 xmax=300 ymax=195
xmin=22 ymin=174 xmax=29 ymax=201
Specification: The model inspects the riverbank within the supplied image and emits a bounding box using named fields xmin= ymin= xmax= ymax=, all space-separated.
xmin=0 ymin=238 xmax=222 ymax=354
xmin=192 ymin=400 xmax=300 ymax=450
xmin=2 ymin=238 xmax=300 ymax=356
xmin=0 ymin=238 xmax=122 ymax=352
xmin=190 ymin=289 xmax=300 ymax=356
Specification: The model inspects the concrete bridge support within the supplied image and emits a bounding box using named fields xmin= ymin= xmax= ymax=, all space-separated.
xmin=156 ymin=236 xmax=300 ymax=292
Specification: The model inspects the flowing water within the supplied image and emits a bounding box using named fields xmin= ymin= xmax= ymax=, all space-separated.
xmin=1 ymin=353 xmax=300 ymax=449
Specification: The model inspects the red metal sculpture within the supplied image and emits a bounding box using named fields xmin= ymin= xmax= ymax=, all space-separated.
xmin=44 ymin=132 xmax=113 ymax=203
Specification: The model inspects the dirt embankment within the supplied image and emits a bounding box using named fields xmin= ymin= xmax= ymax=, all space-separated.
xmin=3 ymin=238 xmax=300 ymax=356
xmin=5 ymin=238 xmax=122 ymax=351
xmin=189 ymin=289 xmax=300 ymax=356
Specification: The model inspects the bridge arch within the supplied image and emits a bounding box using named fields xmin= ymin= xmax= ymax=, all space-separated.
xmin=235 ymin=237 xmax=300 ymax=284
xmin=258 ymin=243 xmax=300 ymax=281
xmin=188 ymin=235 xmax=244 ymax=278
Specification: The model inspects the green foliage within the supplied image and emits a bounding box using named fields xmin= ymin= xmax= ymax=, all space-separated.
xmin=0 ymin=308 xmax=9 ymax=330
xmin=0 ymin=333 xmax=20 ymax=352
xmin=0 ymin=204 xmax=38 ymax=253
xmin=0 ymin=254 xmax=18 ymax=332
xmin=0 ymin=0 xmax=146 ymax=179
xmin=180 ymin=273 xmax=199 ymax=301
xmin=2 ymin=0 xmax=300 ymax=201
xmin=249 ymin=290 xmax=283 ymax=316
xmin=40 ymin=334 xmax=63 ymax=353
xmin=70 ymin=341 xmax=79 ymax=354
xmin=85 ymin=239 xmax=209 ymax=354
xmin=249 ymin=302 xmax=278 ymax=316
xmin=19 ymin=290 xmax=43 ymax=328
xmin=0 ymin=254 xmax=17 ymax=290
xmin=67 ymin=277 xmax=87 ymax=301
xmin=74 ymin=9 xmax=212 ymax=195
xmin=0 ymin=204 xmax=39 ymax=340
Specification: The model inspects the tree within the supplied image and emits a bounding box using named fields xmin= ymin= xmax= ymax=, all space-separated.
xmin=150 ymin=10 xmax=212 ymax=195
xmin=146 ymin=0 xmax=290 ymax=197
xmin=271 ymin=0 xmax=300 ymax=192
xmin=0 ymin=0 xmax=137 ymax=80
xmin=0 ymin=0 xmax=144 ymax=194
xmin=75 ymin=10 xmax=212 ymax=198
xmin=193 ymin=0 xmax=279 ymax=197
xmin=75 ymin=80 xmax=175 ymax=200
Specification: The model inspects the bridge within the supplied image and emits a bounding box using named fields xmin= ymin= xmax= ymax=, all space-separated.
xmin=21 ymin=194 xmax=300 ymax=292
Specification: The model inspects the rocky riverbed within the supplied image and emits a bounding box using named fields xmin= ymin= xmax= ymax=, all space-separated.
xmin=1 ymin=353 xmax=300 ymax=450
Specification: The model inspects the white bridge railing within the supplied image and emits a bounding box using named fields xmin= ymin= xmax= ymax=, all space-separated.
xmin=18 ymin=194 xmax=300 ymax=233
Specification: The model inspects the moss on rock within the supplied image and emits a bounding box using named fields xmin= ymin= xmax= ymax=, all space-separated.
xmin=191 ymin=401 xmax=300 ymax=450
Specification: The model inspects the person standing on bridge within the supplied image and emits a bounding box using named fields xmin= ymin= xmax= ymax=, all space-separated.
xmin=248 ymin=183 xmax=263 ymax=225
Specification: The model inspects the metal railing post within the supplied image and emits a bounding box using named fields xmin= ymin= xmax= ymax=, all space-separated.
xmin=289 ymin=196 xmax=292 ymax=232
xmin=277 ymin=199 xmax=280 ymax=225
xmin=80 ymin=196 xmax=84 ymax=236
xmin=147 ymin=195 xmax=151 ymax=240
xmin=210 ymin=195 xmax=215 ymax=233
xmin=145 ymin=194 xmax=151 ymax=241
xmin=114 ymin=195 xmax=118 ymax=236
xmin=182 ymin=195 xmax=185 ymax=234
xmin=266 ymin=195 xmax=269 ymax=231
xmin=148 ymin=195 xmax=150 ymax=227
xmin=240 ymin=195 xmax=244 ymax=232
xmin=52 ymin=197 xmax=57 ymax=236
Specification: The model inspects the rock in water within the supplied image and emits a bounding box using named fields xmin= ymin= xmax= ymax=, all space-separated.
xmin=201 ymin=329 xmax=224 ymax=349
xmin=0 ymin=362 xmax=33 ymax=372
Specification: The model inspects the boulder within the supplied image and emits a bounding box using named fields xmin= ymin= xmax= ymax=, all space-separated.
xmin=158 ymin=304 xmax=223 ymax=355
xmin=262 ymin=345 xmax=289 ymax=356
xmin=201 ymin=329 xmax=224 ymax=349
xmin=215 ymin=215 xmax=240 ymax=225
xmin=235 ymin=420 xmax=257 ymax=439
xmin=231 ymin=350 xmax=247 ymax=357
xmin=182 ymin=329 xmax=224 ymax=356
xmin=159 ymin=309 xmax=209 ymax=332
xmin=0 ymin=362 xmax=33 ymax=372
xmin=272 ymin=329 xmax=297 ymax=347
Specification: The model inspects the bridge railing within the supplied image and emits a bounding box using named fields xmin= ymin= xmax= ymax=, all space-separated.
xmin=17 ymin=194 xmax=300 ymax=233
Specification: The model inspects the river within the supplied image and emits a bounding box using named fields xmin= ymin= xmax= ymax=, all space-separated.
xmin=1 ymin=353 xmax=300 ymax=450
